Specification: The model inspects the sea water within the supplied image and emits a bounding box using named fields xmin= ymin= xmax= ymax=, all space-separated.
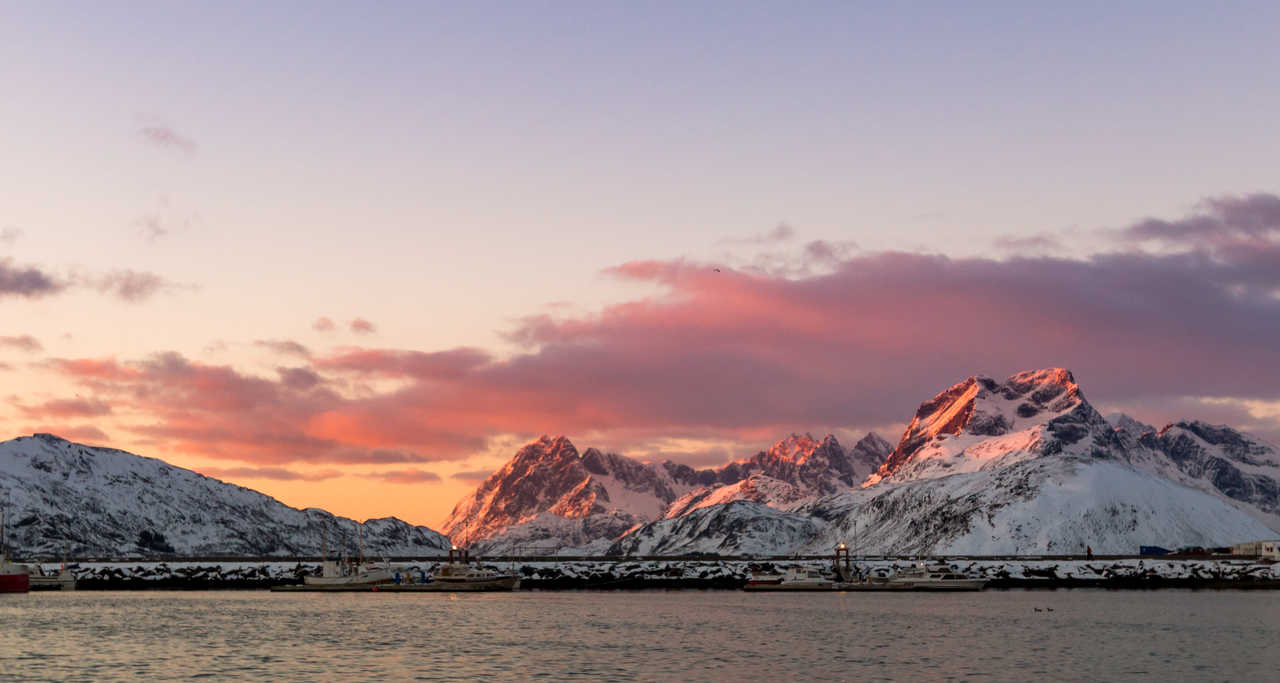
xmin=2 ymin=590 xmax=1278 ymax=681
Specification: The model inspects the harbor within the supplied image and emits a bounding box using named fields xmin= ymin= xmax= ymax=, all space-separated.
xmin=9 ymin=551 xmax=1278 ymax=592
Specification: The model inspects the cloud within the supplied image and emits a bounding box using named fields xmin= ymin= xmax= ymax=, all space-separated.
xmin=0 ymin=335 xmax=42 ymax=352
xmin=363 ymin=469 xmax=442 ymax=484
xmin=720 ymin=222 xmax=796 ymax=245
xmin=1120 ymin=193 xmax=1280 ymax=245
xmin=0 ymin=227 xmax=22 ymax=246
xmin=0 ymin=262 xmax=183 ymax=303
xmin=255 ymin=339 xmax=312 ymax=358
xmin=199 ymin=466 xmax=342 ymax=482
xmin=313 ymin=317 xmax=336 ymax=332
xmin=450 ymin=469 xmax=495 ymax=482
xmin=48 ymin=351 xmax=481 ymax=465
xmin=139 ymin=125 xmax=196 ymax=155
xmin=994 ymin=233 xmax=1064 ymax=254
xmin=0 ymin=259 xmax=64 ymax=298
xmin=137 ymin=215 xmax=170 ymax=242
xmin=90 ymin=270 xmax=180 ymax=302
xmin=277 ymin=366 xmax=323 ymax=391
xmin=40 ymin=192 xmax=1280 ymax=467
xmin=22 ymin=425 xmax=109 ymax=443
xmin=317 ymin=348 xmax=491 ymax=380
xmin=349 ymin=318 xmax=376 ymax=334
xmin=802 ymin=239 xmax=858 ymax=266
xmin=19 ymin=397 xmax=113 ymax=418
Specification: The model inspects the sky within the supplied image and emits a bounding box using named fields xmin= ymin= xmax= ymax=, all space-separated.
xmin=2 ymin=1 xmax=1279 ymax=529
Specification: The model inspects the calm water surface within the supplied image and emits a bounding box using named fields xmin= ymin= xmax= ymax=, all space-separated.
xmin=2 ymin=590 xmax=1278 ymax=681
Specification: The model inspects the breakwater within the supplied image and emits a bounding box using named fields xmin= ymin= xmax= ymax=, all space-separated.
xmin=23 ymin=556 xmax=1280 ymax=590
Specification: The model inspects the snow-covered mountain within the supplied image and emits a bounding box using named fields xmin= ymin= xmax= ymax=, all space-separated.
xmin=442 ymin=431 xmax=891 ymax=552
xmin=0 ymin=433 xmax=451 ymax=557
xmin=15 ymin=367 xmax=1278 ymax=558
xmin=663 ymin=433 xmax=891 ymax=518
xmin=608 ymin=369 xmax=1280 ymax=555
xmin=441 ymin=436 xmax=704 ymax=552
xmin=1123 ymin=419 xmax=1280 ymax=528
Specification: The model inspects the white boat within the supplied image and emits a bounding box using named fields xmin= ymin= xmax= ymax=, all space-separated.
xmin=390 ymin=562 xmax=519 ymax=592
xmin=744 ymin=567 xmax=837 ymax=591
xmin=882 ymin=563 xmax=986 ymax=591
xmin=303 ymin=558 xmax=394 ymax=587
xmin=28 ymin=565 xmax=76 ymax=591
xmin=382 ymin=546 xmax=520 ymax=592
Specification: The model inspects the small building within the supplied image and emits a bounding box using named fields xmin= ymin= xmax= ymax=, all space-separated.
xmin=1230 ymin=540 xmax=1280 ymax=559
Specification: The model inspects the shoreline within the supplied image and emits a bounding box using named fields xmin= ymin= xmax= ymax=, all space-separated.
xmin=28 ymin=555 xmax=1280 ymax=591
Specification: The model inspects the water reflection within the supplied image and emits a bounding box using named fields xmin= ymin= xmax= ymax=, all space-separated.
xmin=1 ymin=590 xmax=1277 ymax=680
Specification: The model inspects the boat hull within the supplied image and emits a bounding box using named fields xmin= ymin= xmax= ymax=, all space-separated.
xmin=892 ymin=579 xmax=987 ymax=591
xmin=745 ymin=579 xmax=986 ymax=592
xmin=0 ymin=573 xmax=30 ymax=593
xmin=29 ymin=576 xmax=76 ymax=591
xmin=744 ymin=581 xmax=839 ymax=591
xmin=379 ymin=576 xmax=521 ymax=592
xmin=272 ymin=576 xmax=520 ymax=592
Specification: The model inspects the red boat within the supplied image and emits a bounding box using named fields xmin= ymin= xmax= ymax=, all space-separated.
xmin=0 ymin=556 xmax=30 ymax=593
xmin=1 ymin=510 xmax=29 ymax=593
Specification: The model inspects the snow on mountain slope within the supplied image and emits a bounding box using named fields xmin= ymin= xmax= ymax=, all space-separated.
xmin=1134 ymin=421 xmax=1280 ymax=527
xmin=866 ymin=368 xmax=1120 ymax=485
xmin=801 ymin=459 xmax=1275 ymax=555
xmin=0 ymin=434 xmax=450 ymax=557
xmin=663 ymin=475 xmax=805 ymax=519
xmin=617 ymin=457 xmax=1275 ymax=557
xmin=610 ymin=370 xmax=1280 ymax=556
xmin=662 ymin=433 xmax=892 ymax=517
xmin=444 ymin=432 xmax=891 ymax=550
xmin=607 ymin=501 xmax=820 ymax=556
xmin=442 ymin=436 xmax=700 ymax=549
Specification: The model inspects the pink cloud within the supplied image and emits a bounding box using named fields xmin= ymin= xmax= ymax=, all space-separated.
xmin=19 ymin=397 xmax=113 ymax=418
xmin=363 ymin=469 xmax=442 ymax=484
xmin=450 ymin=469 xmax=495 ymax=482
xmin=22 ymin=425 xmax=110 ymax=443
xmin=40 ymin=193 xmax=1280 ymax=466
xmin=0 ymin=335 xmax=42 ymax=352
xmin=349 ymin=318 xmax=376 ymax=334
xmin=139 ymin=125 xmax=196 ymax=155
xmin=313 ymin=317 xmax=336 ymax=332
xmin=255 ymin=339 xmax=312 ymax=358
xmin=199 ymin=466 xmax=342 ymax=482
xmin=0 ymin=259 xmax=63 ymax=299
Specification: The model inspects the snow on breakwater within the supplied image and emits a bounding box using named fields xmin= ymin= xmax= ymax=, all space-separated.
xmin=38 ymin=558 xmax=1280 ymax=590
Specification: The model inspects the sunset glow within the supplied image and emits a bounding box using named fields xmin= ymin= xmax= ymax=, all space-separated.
xmin=3 ymin=2 xmax=1280 ymax=528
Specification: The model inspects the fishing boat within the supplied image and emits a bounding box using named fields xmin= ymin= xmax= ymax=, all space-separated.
xmin=881 ymin=563 xmax=986 ymax=591
xmin=0 ymin=512 xmax=28 ymax=594
xmin=744 ymin=570 xmax=785 ymax=587
xmin=273 ymin=524 xmax=395 ymax=591
xmin=302 ymin=558 xmax=394 ymax=587
xmin=381 ymin=546 xmax=520 ymax=592
xmin=28 ymin=565 xmax=76 ymax=591
xmin=0 ymin=555 xmax=29 ymax=594
xmin=743 ymin=567 xmax=837 ymax=591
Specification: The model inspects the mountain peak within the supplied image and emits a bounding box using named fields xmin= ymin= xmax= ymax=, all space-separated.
xmin=760 ymin=433 xmax=826 ymax=465
xmin=0 ymin=434 xmax=450 ymax=556
xmin=872 ymin=367 xmax=1098 ymax=483
xmin=511 ymin=435 xmax=579 ymax=463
